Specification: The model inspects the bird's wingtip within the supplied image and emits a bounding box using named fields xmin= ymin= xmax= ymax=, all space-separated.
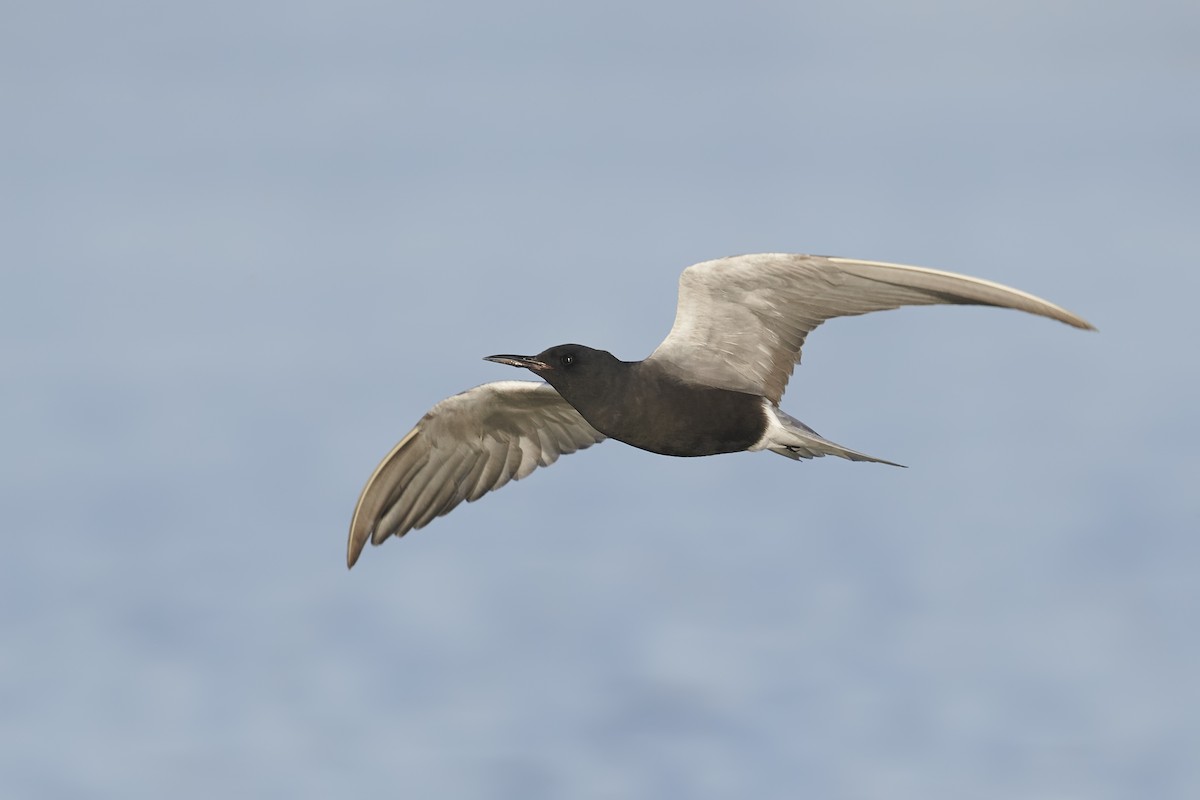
xmin=345 ymin=425 xmax=423 ymax=569
xmin=346 ymin=534 xmax=366 ymax=569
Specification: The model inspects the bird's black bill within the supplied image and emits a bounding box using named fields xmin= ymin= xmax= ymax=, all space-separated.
xmin=484 ymin=354 xmax=552 ymax=372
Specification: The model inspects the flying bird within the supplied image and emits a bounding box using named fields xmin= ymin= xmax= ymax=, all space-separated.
xmin=347 ymin=254 xmax=1093 ymax=567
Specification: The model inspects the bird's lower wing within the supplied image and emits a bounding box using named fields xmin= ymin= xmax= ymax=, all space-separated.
xmin=645 ymin=254 xmax=1095 ymax=404
xmin=347 ymin=381 xmax=605 ymax=567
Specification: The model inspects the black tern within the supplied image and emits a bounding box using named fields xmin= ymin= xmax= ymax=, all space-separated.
xmin=348 ymin=253 xmax=1093 ymax=567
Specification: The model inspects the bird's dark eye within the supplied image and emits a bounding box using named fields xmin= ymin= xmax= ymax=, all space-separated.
xmin=560 ymin=353 xmax=574 ymax=367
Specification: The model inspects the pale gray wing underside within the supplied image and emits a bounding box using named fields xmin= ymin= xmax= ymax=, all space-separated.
xmin=347 ymin=381 xmax=605 ymax=567
xmin=645 ymin=254 xmax=1095 ymax=404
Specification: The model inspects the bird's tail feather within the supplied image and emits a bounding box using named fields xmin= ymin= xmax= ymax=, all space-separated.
xmin=763 ymin=407 xmax=905 ymax=467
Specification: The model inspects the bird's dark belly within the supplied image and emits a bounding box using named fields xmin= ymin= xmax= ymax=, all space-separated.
xmin=585 ymin=384 xmax=767 ymax=457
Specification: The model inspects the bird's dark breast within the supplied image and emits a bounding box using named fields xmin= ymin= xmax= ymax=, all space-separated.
xmin=579 ymin=378 xmax=767 ymax=457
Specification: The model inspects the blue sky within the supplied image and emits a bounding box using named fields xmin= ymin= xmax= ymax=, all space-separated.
xmin=3 ymin=1 xmax=1198 ymax=797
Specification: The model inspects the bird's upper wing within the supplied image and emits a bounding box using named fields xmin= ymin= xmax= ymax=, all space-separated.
xmin=644 ymin=254 xmax=1095 ymax=404
xmin=347 ymin=380 xmax=605 ymax=567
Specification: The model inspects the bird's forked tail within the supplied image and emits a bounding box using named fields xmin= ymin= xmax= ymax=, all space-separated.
xmin=750 ymin=403 xmax=905 ymax=467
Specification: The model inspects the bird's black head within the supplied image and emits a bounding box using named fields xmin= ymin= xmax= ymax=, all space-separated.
xmin=484 ymin=344 xmax=623 ymax=398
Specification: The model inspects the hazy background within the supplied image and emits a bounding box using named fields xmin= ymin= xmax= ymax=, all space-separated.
xmin=3 ymin=1 xmax=1197 ymax=797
